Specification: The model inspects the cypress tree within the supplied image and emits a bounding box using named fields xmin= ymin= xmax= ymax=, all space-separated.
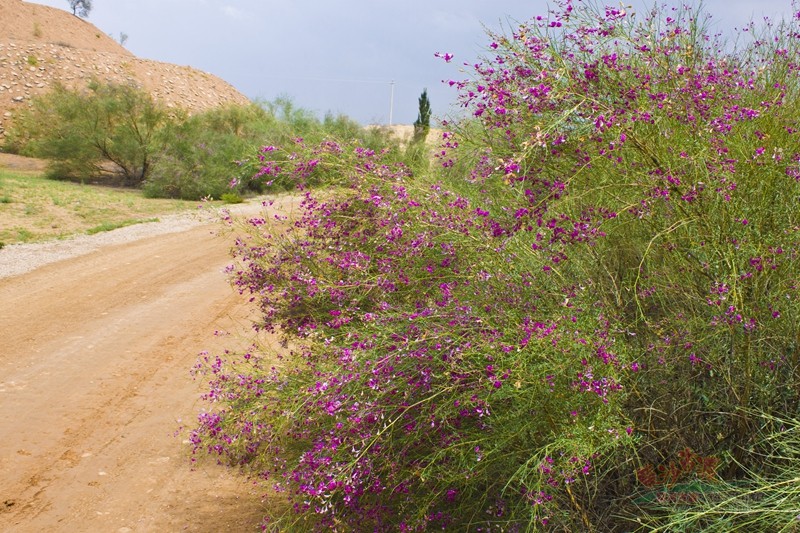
xmin=413 ymin=89 xmax=431 ymax=143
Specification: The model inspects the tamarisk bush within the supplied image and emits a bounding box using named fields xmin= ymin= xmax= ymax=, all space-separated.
xmin=193 ymin=1 xmax=800 ymax=530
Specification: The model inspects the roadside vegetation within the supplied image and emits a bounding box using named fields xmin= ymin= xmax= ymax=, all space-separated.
xmin=5 ymin=86 xmax=412 ymax=200
xmin=188 ymin=1 xmax=800 ymax=531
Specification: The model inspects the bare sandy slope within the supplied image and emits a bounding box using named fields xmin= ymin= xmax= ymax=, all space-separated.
xmin=0 ymin=0 xmax=251 ymax=139
xmin=0 ymin=201 xmax=291 ymax=532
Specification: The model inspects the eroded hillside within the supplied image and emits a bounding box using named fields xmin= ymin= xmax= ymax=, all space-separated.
xmin=0 ymin=0 xmax=250 ymax=138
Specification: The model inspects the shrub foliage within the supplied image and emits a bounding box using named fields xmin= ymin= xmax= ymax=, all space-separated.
xmin=192 ymin=2 xmax=800 ymax=530
xmin=8 ymin=86 xmax=405 ymax=199
xmin=10 ymin=81 xmax=170 ymax=186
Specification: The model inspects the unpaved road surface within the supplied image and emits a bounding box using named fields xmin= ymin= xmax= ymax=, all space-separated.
xmin=0 ymin=201 xmax=288 ymax=532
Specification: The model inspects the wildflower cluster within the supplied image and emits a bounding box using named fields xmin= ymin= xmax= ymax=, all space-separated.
xmin=193 ymin=1 xmax=800 ymax=530
xmin=195 ymin=138 xmax=630 ymax=529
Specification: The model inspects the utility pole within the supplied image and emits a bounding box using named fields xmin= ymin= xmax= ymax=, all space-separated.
xmin=388 ymin=80 xmax=395 ymax=126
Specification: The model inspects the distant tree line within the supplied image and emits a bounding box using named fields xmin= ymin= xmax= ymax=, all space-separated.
xmin=4 ymin=81 xmax=415 ymax=200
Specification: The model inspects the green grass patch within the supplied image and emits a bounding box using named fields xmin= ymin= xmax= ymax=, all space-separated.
xmin=86 ymin=218 xmax=158 ymax=235
xmin=15 ymin=228 xmax=34 ymax=242
xmin=220 ymin=192 xmax=244 ymax=204
xmin=0 ymin=167 xmax=204 ymax=244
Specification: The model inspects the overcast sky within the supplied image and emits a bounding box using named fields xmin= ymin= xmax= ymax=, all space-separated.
xmin=29 ymin=0 xmax=795 ymax=125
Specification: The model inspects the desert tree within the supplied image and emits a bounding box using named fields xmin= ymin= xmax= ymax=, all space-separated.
xmin=11 ymin=81 xmax=170 ymax=186
xmin=68 ymin=0 xmax=92 ymax=18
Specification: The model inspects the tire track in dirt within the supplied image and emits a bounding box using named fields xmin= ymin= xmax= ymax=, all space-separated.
xmin=0 ymin=202 xmax=291 ymax=532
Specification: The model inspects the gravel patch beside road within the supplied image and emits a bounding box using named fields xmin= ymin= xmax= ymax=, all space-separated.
xmin=0 ymin=211 xmax=206 ymax=280
xmin=0 ymin=199 xmax=275 ymax=280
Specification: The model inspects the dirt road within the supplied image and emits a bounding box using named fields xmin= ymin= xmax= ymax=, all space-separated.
xmin=0 ymin=204 xmax=284 ymax=532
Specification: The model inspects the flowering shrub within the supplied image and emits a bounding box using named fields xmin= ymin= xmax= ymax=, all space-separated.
xmin=193 ymin=1 xmax=800 ymax=530
xmin=194 ymin=145 xmax=633 ymax=530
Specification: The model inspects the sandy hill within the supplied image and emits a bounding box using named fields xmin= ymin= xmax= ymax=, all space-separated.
xmin=0 ymin=0 xmax=251 ymax=139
